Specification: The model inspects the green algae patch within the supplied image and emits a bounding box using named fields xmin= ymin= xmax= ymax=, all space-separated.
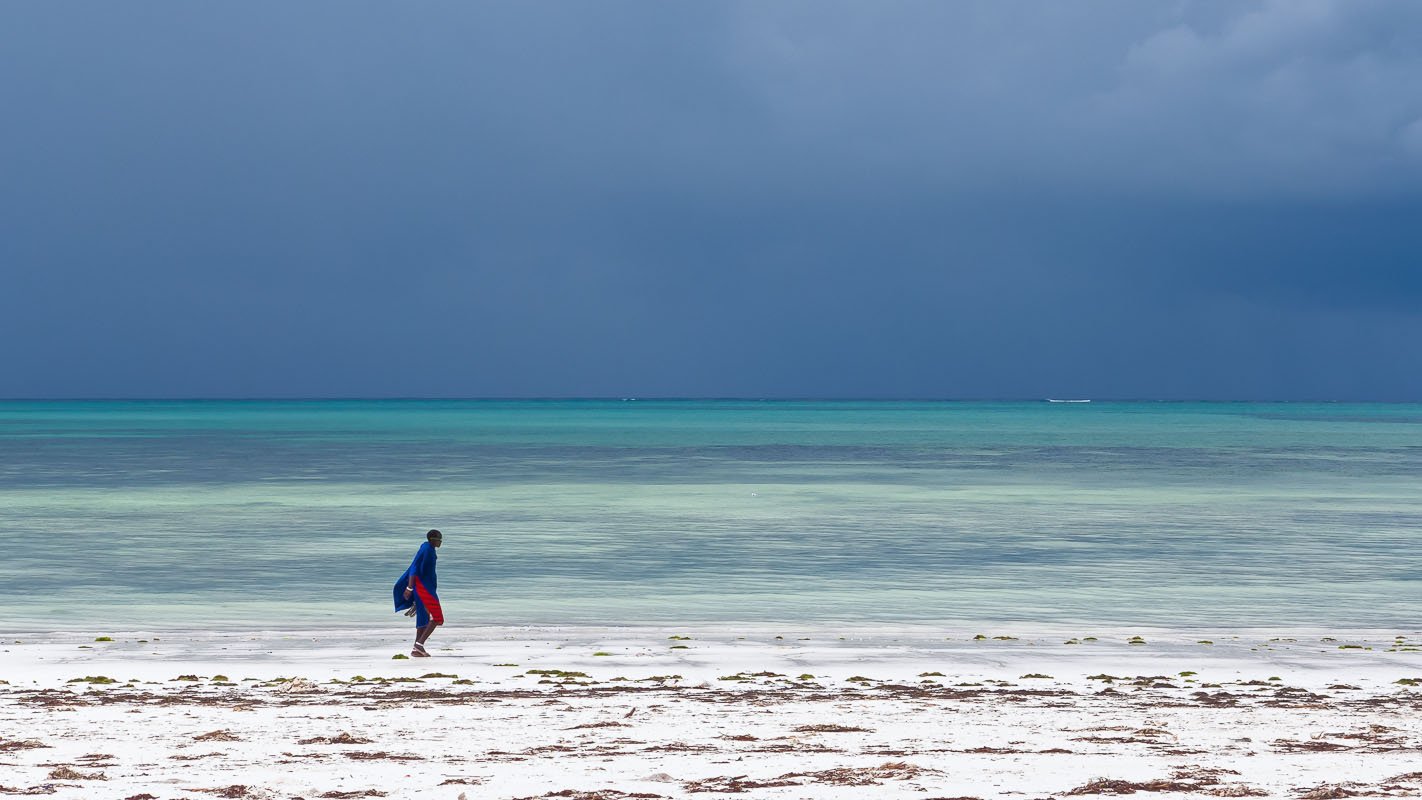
xmin=67 ymin=675 xmax=117 ymax=684
xmin=992 ymin=635 xmax=1018 ymax=641
xmin=592 ymin=652 xmax=613 ymax=657
xmin=1179 ymin=671 xmax=1197 ymax=677
xmin=527 ymin=669 xmax=589 ymax=679
xmin=1396 ymin=677 xmax=1421 ymax=686
xmin=211 ymin=674 xmax=230 ymax=682
xmin=173 ymin=675 xmax=201 ymax=682
xmin=972 ymin=634 xmax=988 ymax=641
xmin=1197 ymin=640 xmax=1214 ymax=645
xmin=919 ymin=671 xmax=944 ymax=677
xmin=667 ymin=635 xmax=692 ymax=640
xmin=1020 ymin=673 xmax=1053 ymax=679
xmin=94 ymin=636 xmax=113 ymax=642
xmin=669 ymin=645 xmax=689 ymax=650
xmin=1127 ymin=636 xmax=1147 ymax=645
xmin=391 ymin=654 xmax=409 ymax=660
xmin=1086 ymin=674 xmax=1118 ymax=682
xmin=420 ymin=672 xmax=458 ymax=679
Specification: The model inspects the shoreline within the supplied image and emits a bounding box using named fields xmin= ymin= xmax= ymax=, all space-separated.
xmin=5 ymin=624 xmax=1420 ymax=681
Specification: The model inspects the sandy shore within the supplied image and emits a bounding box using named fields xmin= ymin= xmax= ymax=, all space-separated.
xmin=2 ymin=626 xmax=1420 ymax=799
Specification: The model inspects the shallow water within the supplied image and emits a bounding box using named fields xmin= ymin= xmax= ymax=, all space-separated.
xmin=1 ymin=400 xmax=1419 ymax=630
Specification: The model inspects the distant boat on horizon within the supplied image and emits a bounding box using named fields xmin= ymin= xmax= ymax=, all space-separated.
xmin=1045 ymin=398 xmax=1092 ymax=403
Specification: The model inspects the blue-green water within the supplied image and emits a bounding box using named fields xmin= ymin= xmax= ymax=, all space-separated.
xmin=1 ymin=400 xmax=1418 ymax=630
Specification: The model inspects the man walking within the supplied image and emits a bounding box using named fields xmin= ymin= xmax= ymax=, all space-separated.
xmin=394 ymin=529 xmax=444 ymax=657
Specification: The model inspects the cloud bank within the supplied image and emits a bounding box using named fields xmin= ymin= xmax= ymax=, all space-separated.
xmin=1 ymin=1 xmax=1419 ymax=398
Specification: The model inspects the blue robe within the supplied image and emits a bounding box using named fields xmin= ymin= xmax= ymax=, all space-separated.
xmin=393 ymin=541 xmax=438 ymax=613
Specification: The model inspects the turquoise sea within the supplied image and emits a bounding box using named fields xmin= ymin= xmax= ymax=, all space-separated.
xmin=1 ymin=400 xmax=1418 ymax=631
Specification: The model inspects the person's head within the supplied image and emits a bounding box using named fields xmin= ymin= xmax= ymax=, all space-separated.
xmin=427 ymin=529 xmax=443 ymax=548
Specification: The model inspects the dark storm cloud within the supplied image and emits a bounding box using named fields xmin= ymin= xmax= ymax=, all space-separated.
xmin=1 ymin=1 xmax=1420 ymax=399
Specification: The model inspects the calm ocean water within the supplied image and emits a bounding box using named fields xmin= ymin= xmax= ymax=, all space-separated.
xmin=1 ymin=400 xmax=1419 ymax=631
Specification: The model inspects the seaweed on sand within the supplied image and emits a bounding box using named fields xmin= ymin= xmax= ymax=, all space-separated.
xmin=186 ymin=787 xmax=253 ymax=798
xmin=513 ymin=791 xmax=666 ymax=800
xmin=1271 ymin=738 xmax=1351 ymax=752
xmin=344 ymin=751 xmax=424 ymax=761
xmin=1295 ymin=786 xmax=1361 ymax=799
xmin=782 ymin=761 xmax=934 ymax=786
xmin=1065 ymin=778 xmax=1199 ymax=794
xmin=299 ymin=732 xmax=373 ymax=745
xmin=683 ymin=774 xmax=801 ymax=793
xmin=46 ymin=766 xmax=106 ymax=780
xmin=687 ymin=761 xmax=930 ymax=792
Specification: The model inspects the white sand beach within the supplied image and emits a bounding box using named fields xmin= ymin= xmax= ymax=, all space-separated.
xmin=2 ymin=626 xmax=1420 ymax=799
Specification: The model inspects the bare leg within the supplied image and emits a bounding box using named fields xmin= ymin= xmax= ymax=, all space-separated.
xmin=415 ymin=624 xmax=437 ymax=648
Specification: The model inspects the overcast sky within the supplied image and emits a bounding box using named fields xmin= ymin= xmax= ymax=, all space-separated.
xmin=3 ymin=1 xmax=1420 ymax=399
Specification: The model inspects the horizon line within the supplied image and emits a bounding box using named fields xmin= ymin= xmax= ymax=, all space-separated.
xmin=0 ymin=396 xmax=1413 ymax=404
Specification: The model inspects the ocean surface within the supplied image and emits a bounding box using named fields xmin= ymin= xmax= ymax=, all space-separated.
xmin=1 ymin=400 xmax=1419 ymax=631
